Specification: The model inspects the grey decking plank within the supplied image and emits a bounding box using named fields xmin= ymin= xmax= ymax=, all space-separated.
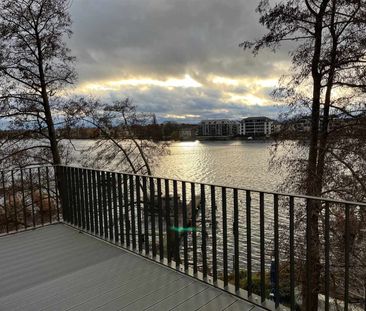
xmin=1 ymin=255 xmax=161 ymax=311
xmin=170 ymin=287 xmax=222 ymax=311
xmin=120 ymin=279 xmax=195 ymax=311
xmin=0 ymin=226 xmax=123 ymax=298
xmin=197 ymin=293 xmax=239 ymax=310
xmin=68 ymin=273 xmax=184 ymax=311
xmin=0 ymin=255 xmax=130 ymax=310
xmin=145 ymin=281 xmax=209 ymax=311
xmin=41 ymin=264 xmax=167 ymax=311
xmin=0 ymin=224 xmax=264 ymax=311
xmin=223 ymin=300 xmax=257 ymax=311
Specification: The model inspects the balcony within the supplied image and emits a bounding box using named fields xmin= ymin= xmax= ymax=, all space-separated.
xmin=1 ymin=166 xmax=365 ymax=310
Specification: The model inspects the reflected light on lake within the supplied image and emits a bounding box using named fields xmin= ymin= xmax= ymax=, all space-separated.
xmin=154 ymin=140 xmax=283 ymax=191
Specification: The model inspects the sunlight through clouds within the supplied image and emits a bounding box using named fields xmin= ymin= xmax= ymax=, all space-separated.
xmin=79 ymin=75 xmax=202 ymax=92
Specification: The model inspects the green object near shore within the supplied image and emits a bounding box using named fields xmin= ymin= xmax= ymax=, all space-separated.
xmin=170 ymin=226 xmax=197 ymax=233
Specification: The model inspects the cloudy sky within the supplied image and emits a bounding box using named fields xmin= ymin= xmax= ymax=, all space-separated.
xmin=68 ymin=0 xmax=291 ymax=123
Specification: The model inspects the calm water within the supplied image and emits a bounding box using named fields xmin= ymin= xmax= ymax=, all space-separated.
xmin=154 ymin=140 xmax=282 ymax=191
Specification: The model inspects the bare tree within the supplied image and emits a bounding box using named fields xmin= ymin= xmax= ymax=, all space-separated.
xmin=242 ymin=0 xmax=366 ymax=309
xmin=65 ymin=97 xmax=168 ymax=175
xmin=0 ymin=0 xmax=76 ymax=169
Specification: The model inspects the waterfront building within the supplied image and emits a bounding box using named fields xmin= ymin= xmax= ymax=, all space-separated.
xmin=199 ymin=119 xmax=239 ymax=137
xmin=179 ymin=127 xmax=197 ymax=140
xmin=239 ymin=116 xmax=275 ymax=137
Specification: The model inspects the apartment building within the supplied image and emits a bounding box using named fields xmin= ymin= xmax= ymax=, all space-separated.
xmin=199 ymin=120 xmax=239 ymax=137
xmin=240 ymin=117 xmax=274 ymax=137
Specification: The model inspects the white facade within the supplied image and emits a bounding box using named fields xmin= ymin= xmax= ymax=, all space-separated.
xmin=200 ymin=120 xmax=239 ymax=137
xmin=240 ymin=117 xmax=274 ymax=136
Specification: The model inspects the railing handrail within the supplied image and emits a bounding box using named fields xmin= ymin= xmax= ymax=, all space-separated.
xmin=57 ymin=164 xmax=366 ymax=207
xmin=0 ymin=165 xmax=54 ymax=174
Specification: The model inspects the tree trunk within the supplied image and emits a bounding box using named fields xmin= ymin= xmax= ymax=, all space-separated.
xmin=303 ymin=1 xmax=330 ymax=309
xmin=35 ymin=32 xmax=61 ymax=166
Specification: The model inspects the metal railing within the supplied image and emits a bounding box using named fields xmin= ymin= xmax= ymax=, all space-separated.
xmin=1 ymin=165 xmax=366 ymax=310
xmin=0 ymin=166 xmax=60 ymax=234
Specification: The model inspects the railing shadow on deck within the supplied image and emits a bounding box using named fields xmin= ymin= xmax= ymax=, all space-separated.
xmin=1 ymin=165 xmax=366 ymax=311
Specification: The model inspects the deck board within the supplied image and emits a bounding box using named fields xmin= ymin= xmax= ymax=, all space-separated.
xmin=0 ymin=224 xmax=258 ymax=311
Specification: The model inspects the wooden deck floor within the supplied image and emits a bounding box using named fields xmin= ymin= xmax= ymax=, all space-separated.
xmin=0 ymin=224 xmax=260 ymax=311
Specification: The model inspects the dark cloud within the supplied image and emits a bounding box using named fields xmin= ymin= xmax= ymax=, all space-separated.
xmin=68 ymin=0 xmax=291 ymax=121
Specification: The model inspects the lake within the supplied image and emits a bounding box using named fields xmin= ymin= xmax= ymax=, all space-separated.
xmin=154 ymin=140 xmax=282 ymax=192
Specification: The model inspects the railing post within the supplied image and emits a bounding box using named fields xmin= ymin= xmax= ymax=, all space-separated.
xmin=289 ymin=196 xmax=295 ymax=310
xmin=324 ymin=202 xmax=330 ymax=311
xmin=211 ymin=185 xmax=217 ymax=283
xmin=233 ymin=188 xmax=239 ymax=292
xmin=246 ymin=190 xmax=252 ymax=296
xmin=182 ymin=181 xmax=189 ymax=271
xmin=135 ymin=175 xmax=142 ymax=252
xmin=191 ymin=183 xmax=198 ymax=275
xmin=157 ymin=178 xmax=164 ymax=260
xmin=222 ymin=187 xmax=228 ymax=288
xmin=259 ymin=192 xmax=265 ymax=302
xmin=201 ymin=184 xmax=207 ymax=279
xmin=273 ymin=194 xmax=279 ymax=308
xmin=1 ymin=171 xmax=9 ymax=233
xmin=150 ymin=177 xmax=156 ymax=257
xmin=344 ymin=204 xmax=350 ymax=311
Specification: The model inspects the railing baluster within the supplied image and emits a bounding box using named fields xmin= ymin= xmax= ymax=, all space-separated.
xmin=173 ymin=180 xmax=179 ymax=267
xmin=107 ymin=172 xmax=113 ymax=240
xmin=75 ymin=168 xmax=81 ymax=227
xmin=12 ymin=170 xmax=18 ymax=231
xmin=306 ymin=198 xmax=311 ymax=311
xmin=191 ymin=183 xmax=197 ymax=274
xmin=29 ymin=169 xmax=35 ymax=228
xmin=2 ymin=171 xmax=9 ymax=233
xmin=165 ymin=179 xmax=171 ymax=262
xmin=273 ymin=194 xmax=279 ymax=308
xmin=55 ymin=167 xmax=60 ymax=222
xmin=233 ymin=188 xmax=239 ymax=292
xmin=211 ymin=185 xmax=217 ymax=283
xmin=130 ymin=175 xmax=136 ymax=249
xmin=150 ymin=177 xmax=156 ymax=257
xmin=45 ymin=167 xmax=52 ymax=225
xmin=123 ymin=174 xmax=130 ymax=248
xmin=57 ymin=167 xmax=65 ymax=222
xmin=201 ymin=184 xmax=207 ymax=279
xmin=97 ymin=170 xmax=103 ymax=236
xmin=182 ymin=181 xmax=188 ymax=271
xmin=157 ymin=178 xmax=164 ymax=260
xmin=260 ymin=192 xmax=265 ymax=302
xmin=325 ymin=202 xmax=330 ymax=311
xmin=142 ymin=175 xmax=149 ymax=253
xmin=88 ymin=170 xmax=94 ymax=233
xmin=20 ymin=170 xmax=27 ymax=229
xmin=37 ymin=168 xmax=43 ymax=227
xmin=246 ymin=190 xmax=252 ymax=296
xmin=289 ymin=196 xmax=295 ymax=310
xmin=79 ymin=169 xmax=85 ymax=229
xmin=222 ymin=187 xmax=228 ymax=288
xmin=102 ymin=171 xmax=108 ymax=238
xmin=92 ymin=170 xmax=98 ymax=234
xmin=117 ymin=174 xmax=124 ymax=244
xmin=112 ymin=173 xmax=118 ymax=242
xmin=71 ymin=168 xmax=76 ymax=226
xmin=136 ymin=175 xmax=142 ymax=252
xmin=344 ymin=203 xmax=350 ymax=311
xmin=83 ymin=169 xmax=90 ymax=231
